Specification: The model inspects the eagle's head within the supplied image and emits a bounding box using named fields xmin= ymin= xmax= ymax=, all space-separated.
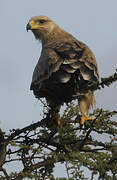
xmin=26 ymin=16 xmax=59 ymax=44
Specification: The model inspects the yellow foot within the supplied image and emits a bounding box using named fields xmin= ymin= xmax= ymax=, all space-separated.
xmin=57 ymin=119 xmax=61 ymax=126
xmin=81 ymin=116 xmax=94 ymax=125
xmin=54 ymin=114 xmax=61 ymax=126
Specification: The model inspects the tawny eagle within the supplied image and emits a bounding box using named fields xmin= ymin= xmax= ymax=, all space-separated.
xmin=26 ymin=16 xmax=99 ymax=125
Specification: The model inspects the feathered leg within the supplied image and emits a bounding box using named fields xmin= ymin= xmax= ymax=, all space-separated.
xmin=79 ymin=91 xmax=96 ymax=125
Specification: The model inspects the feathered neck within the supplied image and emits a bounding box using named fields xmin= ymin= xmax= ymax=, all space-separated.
xmin=32 ymin=25 xmax=73 ymax=47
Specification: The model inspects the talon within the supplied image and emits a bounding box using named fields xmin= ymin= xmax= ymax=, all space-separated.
xmin=81 ymin=116 xmax=94 ymax=125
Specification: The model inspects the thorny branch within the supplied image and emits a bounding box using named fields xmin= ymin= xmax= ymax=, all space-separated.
xmin=0 ymin=108 xmax=116 ymax=179
xmin=0 ymin=72 xmax=117 ymax=179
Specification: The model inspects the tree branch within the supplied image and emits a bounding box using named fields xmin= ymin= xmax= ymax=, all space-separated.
xmin=7 ymin=117 xmax=47 ymax=141
xmin=88 ymin=69 xmax=117 ymax=91
xmin=79 ymin=109 xmax=103 ymax=149
xmin=0 ymin=129 xmax=6 ymax=168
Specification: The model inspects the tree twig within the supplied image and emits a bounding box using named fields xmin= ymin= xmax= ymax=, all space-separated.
xmin=79 ymin=109 xmax=102 ymax=149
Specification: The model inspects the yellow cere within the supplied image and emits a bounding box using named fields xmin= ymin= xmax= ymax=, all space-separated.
xmin=29 ymin=20 xmax=35 ymax=25
xmin=29 ymin=20 xmax=43 ymax=29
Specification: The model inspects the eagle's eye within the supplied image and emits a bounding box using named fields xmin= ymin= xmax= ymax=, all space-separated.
xmin=39 ymin=19 xmax=46 ymax=24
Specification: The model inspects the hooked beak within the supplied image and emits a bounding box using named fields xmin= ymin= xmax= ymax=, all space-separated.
xmin=26 ymin=23 xmax=31 ymax=32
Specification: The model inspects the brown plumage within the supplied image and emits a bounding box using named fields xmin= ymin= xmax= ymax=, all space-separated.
xmin=26 ymin=16 xmax=99 ymax=125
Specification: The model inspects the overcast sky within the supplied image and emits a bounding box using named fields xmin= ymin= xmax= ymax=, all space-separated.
xmin=0 ymin=0 xmax=117 ymax=178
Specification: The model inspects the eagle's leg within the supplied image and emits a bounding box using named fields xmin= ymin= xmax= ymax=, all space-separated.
xmin=47 ymin=100 xmax=61 ymax=125
xmin=52 ymin=104 xmax=61 ymax=125
xmin=79 ymin=91 xmax=96 ymax=125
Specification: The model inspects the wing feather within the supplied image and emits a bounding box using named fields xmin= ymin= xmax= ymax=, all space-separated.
xmin=31 ymin=39 xmax=99 ymax=93
xmin=61 ymin=64 xmax=76 ymax=73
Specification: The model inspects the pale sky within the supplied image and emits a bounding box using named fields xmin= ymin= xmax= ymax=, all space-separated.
xmin=0 ymin=0 xmax=117 ymax=178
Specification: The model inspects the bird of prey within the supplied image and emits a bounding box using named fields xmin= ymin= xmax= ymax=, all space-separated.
xmin=26 ymin=16 xmax=99 ymax=125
